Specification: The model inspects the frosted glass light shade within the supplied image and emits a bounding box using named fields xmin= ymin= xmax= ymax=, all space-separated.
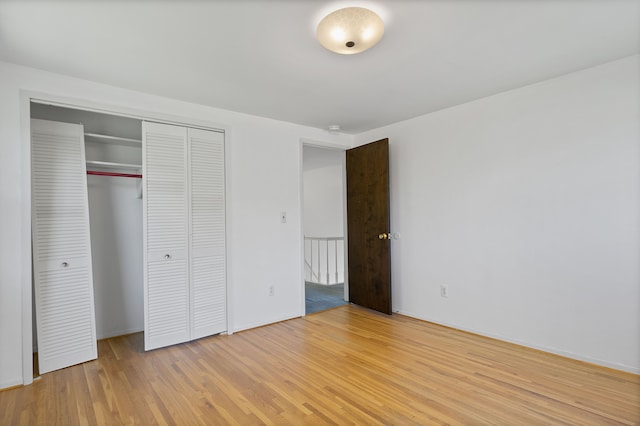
xmin=317 ymin=7 xmax=384 ymax=55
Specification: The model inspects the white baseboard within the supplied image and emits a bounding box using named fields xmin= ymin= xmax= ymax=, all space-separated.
xmin=232 ymin=312 xmax=301 ymax=333
xmin=396 ymin=309 xmax=640 ymax=375
xmin=0 ymin=377 xmax=23 ymax=391
xmin=97 ymin=327 xmax=144 ymax=340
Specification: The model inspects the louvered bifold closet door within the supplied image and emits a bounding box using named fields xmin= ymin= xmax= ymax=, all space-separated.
xmin=188 ymin=128 xmax=226 ymax=339
xmin=143 ymin=122 xmax=189 ymax=350
xmin=31 ymin=119 xmax=98 ymax=374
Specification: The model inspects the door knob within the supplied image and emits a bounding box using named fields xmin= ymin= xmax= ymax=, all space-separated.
xmin=378 ymin=233 xmax=388 ymax=240
xmin=61 ymin=262 xmax=69 ymax=267
xmin=164 ymin=254 xmax=171 ymax=260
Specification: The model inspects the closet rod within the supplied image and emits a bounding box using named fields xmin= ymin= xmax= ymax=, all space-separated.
xmin=87 ymin=170 xmax=142 ymax=179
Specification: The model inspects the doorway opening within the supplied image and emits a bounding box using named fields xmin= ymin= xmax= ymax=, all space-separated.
xmin=302 ymin=145 xmax=347 ymax=314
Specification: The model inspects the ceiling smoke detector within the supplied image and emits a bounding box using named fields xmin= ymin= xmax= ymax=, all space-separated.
xmin=317 ymin=7 xmax=384 ymax=55
xmin=328 ymin=125 xmax=341 ymax=134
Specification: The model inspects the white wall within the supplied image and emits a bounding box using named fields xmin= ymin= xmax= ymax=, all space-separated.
xmin=87 ymin=173 xmax=144 ymax=339
xmin=303 ymin=166 xmax=344 ymax=237
xmin=303 ymin=146 xmax=344 ymax=238
xmin=354 ymin=55 xmax=640 ymax=373
xmin=0 ymin=60 xmax=352 ymax=388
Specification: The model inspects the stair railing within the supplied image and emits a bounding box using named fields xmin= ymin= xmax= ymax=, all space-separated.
xmin=304 ymin=236 xmax=344 ymax=285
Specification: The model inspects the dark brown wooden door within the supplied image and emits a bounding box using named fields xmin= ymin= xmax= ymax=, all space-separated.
xmin=346 ymin=138 xmax=391 ymax=315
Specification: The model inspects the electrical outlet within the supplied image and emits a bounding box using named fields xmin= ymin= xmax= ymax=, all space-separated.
xmin=269 ymin=285 xmax=275 ymax=296
xmin=440 ymin=285 xmax=448 ymax=298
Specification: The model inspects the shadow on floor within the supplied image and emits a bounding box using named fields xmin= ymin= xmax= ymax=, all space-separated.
xmin=305 ymin=282 xmax=347 ymax=314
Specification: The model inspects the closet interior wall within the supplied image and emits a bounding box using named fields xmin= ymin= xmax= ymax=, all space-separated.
xmin=30 ymin=103 xmax=144 ymax=344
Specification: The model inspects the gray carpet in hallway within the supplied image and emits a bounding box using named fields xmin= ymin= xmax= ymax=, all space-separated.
xmin=305 ymin=282 xmax=347 ymax=314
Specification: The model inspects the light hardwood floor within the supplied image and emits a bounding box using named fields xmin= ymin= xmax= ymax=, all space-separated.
xmin=2 ymin=305 xmax=639 ymax=425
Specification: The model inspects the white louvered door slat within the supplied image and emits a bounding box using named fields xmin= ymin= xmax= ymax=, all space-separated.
xmin=31 ymin=119 xmax=97 ymax=374
xmin=143 ymin=122 xmax=190 ymax=350
xmin=188 ymin=128 xmax=226 ymax=339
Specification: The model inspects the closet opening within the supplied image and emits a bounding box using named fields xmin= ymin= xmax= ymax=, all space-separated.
xmin=30 ymin=103 xmax=144 ymax=375
xmin=29 ymin=100 xmax=228 ymax=378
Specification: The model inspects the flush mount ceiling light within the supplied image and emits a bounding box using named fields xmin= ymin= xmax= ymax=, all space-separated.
xmin=317 ymin=7 xmax=384 ymax=55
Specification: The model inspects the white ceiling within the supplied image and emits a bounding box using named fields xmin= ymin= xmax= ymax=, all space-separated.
xmin=1 ymin=1 xmax=638 ymax=134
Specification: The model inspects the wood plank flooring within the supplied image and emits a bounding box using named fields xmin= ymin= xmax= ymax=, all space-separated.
xmin=2 ymin=305 xmax=639 ymax=425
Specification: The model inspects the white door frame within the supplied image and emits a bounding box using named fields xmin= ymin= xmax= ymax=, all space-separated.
xmin=20 ymin=90 xmax=233 ymax=385
xmin=299 ymin=139 xmax=350 ymax=315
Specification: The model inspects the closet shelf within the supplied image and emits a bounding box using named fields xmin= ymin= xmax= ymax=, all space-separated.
xmin=85 ymin=133 xmax=142 ymax=145
xmin=86 ymin=160 xmax=142 ymax=170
